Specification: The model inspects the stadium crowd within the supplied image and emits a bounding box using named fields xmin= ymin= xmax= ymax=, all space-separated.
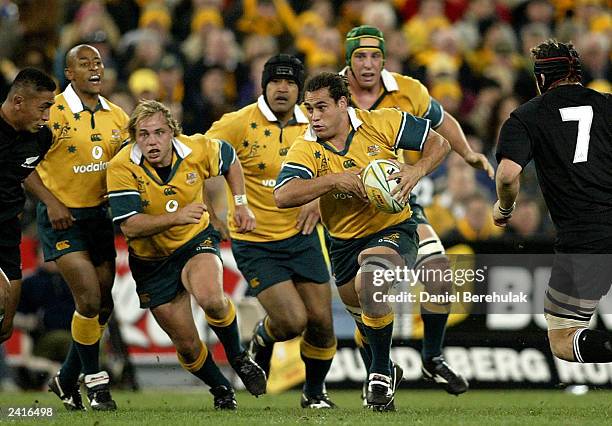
xmin=1 ymin=0 xmax=608 ymax=247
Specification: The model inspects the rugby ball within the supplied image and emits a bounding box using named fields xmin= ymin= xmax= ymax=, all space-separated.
xmin=362 ymin=159 xmax=407 ymax=214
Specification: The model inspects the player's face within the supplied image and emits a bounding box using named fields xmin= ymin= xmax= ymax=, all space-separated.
xmin=304 ymin=88 xmax=348 ymax=140
xmin=266 ymin=79 xmax=299 ymax=115
xmin=135 ymin=112 xmax=174 ymax=167
xmin=15 ymin=89 xmax=55 ymax=133
xmin=351 ymin=49 xmax=383 ymax=89
xmin=65 ymin=46 xmax=104 ymax=96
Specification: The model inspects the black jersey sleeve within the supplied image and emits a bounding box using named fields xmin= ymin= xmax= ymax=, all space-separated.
xmin=496 ymin=114 xmax=533 ymax=168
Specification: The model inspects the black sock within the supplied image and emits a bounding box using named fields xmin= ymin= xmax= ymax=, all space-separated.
xmin=573 ymin=329 xmax=612 ymax=363
xmin=59 ymin=342 xmax=82 ymax=389
xmin=421 ymin=307 xmax=449 ymax=360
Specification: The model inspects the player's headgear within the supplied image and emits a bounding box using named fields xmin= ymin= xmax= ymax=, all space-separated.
xmin=345 ymin=25 xmax=385 ymax=69
xmin=532 ymin=40 xmax=582 ymax=93
xmin=261 ymin=54 xmax=305 ymax=93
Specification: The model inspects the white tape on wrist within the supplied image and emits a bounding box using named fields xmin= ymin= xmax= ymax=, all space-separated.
xmin=234 ymin=194 xmax=248 ymax=206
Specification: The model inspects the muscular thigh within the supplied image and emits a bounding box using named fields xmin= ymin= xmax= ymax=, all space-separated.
xmin=182 ymin=252 xmax=223 ymax=298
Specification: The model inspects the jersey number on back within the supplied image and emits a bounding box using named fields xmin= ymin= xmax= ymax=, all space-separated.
xmin=559 ymin=106 xmax=593 ymax=164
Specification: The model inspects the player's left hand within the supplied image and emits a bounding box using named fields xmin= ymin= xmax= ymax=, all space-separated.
xmin=388 ymin=161 xmax=425 ymax=205
xmin=296 ymin=199 xmax=320 ymax=235
xmin=492 ymin=200 xmax=513 ymax=227
xmin=234 ymin=205 xmax=256 ymax=233
xmin=465 ymin=152 xmax=494 ymax=179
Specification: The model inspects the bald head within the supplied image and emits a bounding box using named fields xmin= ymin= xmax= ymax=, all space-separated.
xmin=65 ymin=44 xmax=101 ymax=69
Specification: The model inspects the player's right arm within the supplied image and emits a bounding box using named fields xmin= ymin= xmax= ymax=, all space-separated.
xmin=119 ymin=203 xmax=207 ymax=238
xmin=274 ymin=141 xmax=367 ymax=208
xmin=24 ymin=170 xmax=74 ymax=230
xmin=107 ymin=157 xmax=206 ymax=239
xmin=493 ymin=114 xmax=532 ymax=227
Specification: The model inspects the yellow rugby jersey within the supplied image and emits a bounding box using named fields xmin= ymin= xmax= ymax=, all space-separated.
xmin=107 ymin=134 xmax=236 ymax=259
xmin=36 ymin=84 xmax=129 ymax=208
xmin=276 ymin=107 xmax=431 ymax=239
xmin=206 ymin=95 xmax=309 ymax=242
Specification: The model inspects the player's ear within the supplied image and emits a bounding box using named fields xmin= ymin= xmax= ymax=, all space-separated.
xmin=12 ymin=93 xmax=25 ymax=110
xmin=338 ymin=96 xmax=348 ymax=109
xmin=64 ymin=67 xmax=72 ymax=82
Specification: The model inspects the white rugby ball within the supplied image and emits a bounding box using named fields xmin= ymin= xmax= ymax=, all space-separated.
xmin=362 ymin=159 xmax=406 ymax=214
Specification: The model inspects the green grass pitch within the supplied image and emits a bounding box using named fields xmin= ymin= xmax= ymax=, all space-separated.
xmin=1 ymin=389 xmax=611 ymax=425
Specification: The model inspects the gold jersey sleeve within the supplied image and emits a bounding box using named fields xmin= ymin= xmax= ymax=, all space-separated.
xmin=206 ymin=103 xmax=308 ymax=242
xmin=377 ymin=73 xmax=441 ymax=165
xmin=36 ymin=93 xmax=129 ymax=208
xmin=107 ymin=134 xmax=228 ymax=259
xmin=376 ymin=73 xmax=431 ymax=117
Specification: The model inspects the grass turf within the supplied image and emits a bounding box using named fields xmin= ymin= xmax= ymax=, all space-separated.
xmin=1 ymin=389 xmax=610 ymax=425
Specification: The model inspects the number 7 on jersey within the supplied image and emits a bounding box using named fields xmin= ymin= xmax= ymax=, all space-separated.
xmin=560 ymin=105 xmax=593 ymax=164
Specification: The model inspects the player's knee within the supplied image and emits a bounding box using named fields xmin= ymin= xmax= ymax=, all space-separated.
xmin=274 ymin=311 xmax=308 ymax=339
xmin=74 ymin=297 xmax=101 ymax=317
xmin=419 ymin=256 xmax=453 ymax=296
xmin=174 ymin=336 xmax=201 ymax=360
xmin=201 ymin=294 xmax=227 ymax=318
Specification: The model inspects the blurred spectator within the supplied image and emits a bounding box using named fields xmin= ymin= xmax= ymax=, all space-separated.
xmin=109 ymin=90 xmax=137 ymax=116
xmin=128 ymin=68 xmax=160 ymax=101
xmin=362 ymin=0 xmax=397 ymax=34
xmin=578 ymin=32 xmax=611 ymax=85
xmin=183 ymin=66 xmax=233 ymax=134
xmin=403 ymin=0 xmax=450 ymax=56
xmin=443 ymin=192 xmax=503 ymax=243
xmin=0 ymin=0 xmax=20 ymax=59
xmin=181 ymin=7 xmax=224 ymax=64
xmin=426 ymin=158 xmax=483 ymax=237
xmin=158 ymin=54 xmax=185 ymax=106
xmin=505 ymin=197 xmax=545 ymax=239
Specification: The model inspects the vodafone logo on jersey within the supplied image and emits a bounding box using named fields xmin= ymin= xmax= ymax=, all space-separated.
xmin=72 ymin=161 xmax=108 ymax=174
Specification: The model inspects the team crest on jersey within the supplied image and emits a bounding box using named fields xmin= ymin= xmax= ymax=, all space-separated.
xmin=343 ymin=159 xmax=357 ymax=169
xmin=137 ymin=177 xmax=147 ymax=193
xmin=90 ymin=133 xmax=102 ymax=142
xmin=278 ymin=147 xmax=289 ymax=156
xmin=163 ymin=187 xmax=177 ymax=196
xmin=196 ymin=238 xmax=215 ymax=253
xmin=318 ymin=155 xmax=330 ymax=175
xmin=57 ymin=124 xmax=72 ymax=141
xmin=185 ymin=172 xmax=198 ymax=185
xmin=247 ymin=141 xmax=261 ymax=158
xmin=367 ymin=145 xmax=381 ymax=156
xmin=111 ymin=129 xmax=122 ymax=143
xmin=56 ymin=240 xmax=71 ymax=250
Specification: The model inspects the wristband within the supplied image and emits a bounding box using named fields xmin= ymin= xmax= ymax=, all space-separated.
xmin=498 ymin=202 xmax=515 ymax=217
xmin=234 ymin=194 xmax=248 ymax=206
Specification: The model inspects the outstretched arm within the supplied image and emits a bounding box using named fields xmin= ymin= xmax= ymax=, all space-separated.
xmin=436 ymin=111 xmax=494 ymax=178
